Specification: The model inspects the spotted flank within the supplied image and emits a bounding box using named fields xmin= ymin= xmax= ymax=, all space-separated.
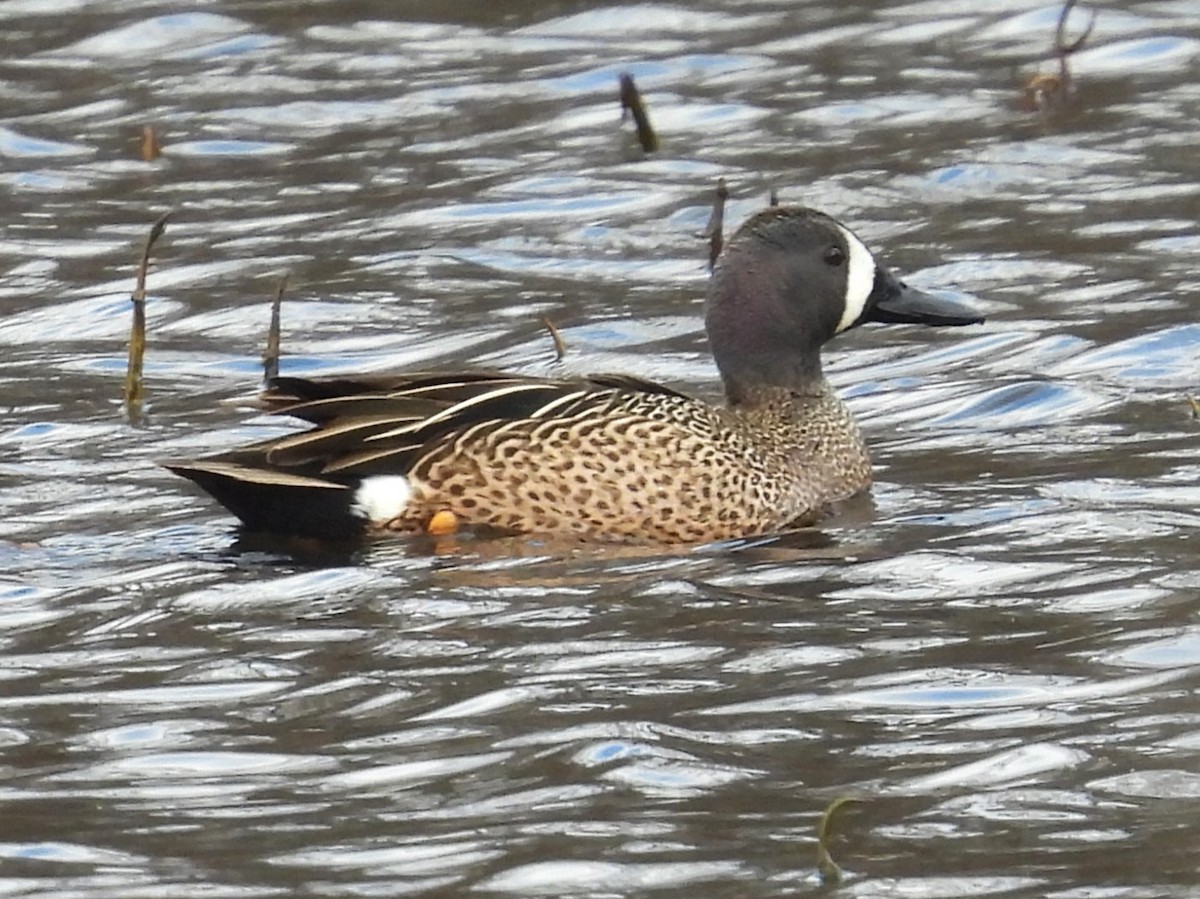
xmin=165 ymin=205 xmax=983 ymax=543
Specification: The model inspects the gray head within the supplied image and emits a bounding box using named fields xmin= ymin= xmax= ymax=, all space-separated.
xmin=704 ymin=206 xmax=982 ymax=403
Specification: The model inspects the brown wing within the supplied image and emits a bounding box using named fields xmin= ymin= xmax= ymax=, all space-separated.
xmin=164 ymin=370 xmax=692 ymax=537
xmin=251 ymin=371 xmax=687 ymax=474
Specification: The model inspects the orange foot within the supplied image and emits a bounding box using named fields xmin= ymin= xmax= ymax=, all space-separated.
xmin=426 ymin=510 xmax=459 ymax=536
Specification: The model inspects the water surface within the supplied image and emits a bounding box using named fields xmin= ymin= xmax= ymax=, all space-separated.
xmin=1 ymin=1 xmax=1198 ymax=896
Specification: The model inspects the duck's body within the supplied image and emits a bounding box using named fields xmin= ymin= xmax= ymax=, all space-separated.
xmin=166 ymin=206 xmax=982 ymax=543
xmin=171 ymin=373 xmax=869 ymax=543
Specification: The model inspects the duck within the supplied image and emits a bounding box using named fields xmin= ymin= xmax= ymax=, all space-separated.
xmin=165 ymin=205 xmax=983 ymax=544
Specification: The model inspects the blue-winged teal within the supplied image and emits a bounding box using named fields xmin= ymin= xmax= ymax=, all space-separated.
xmin=166 ymin=206 xmax=983 ymax=543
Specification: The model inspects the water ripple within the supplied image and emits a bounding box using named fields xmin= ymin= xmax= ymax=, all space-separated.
xmin=55 ymin=13 xmax=265 ymax=60
xmin=2 ymin=1 xmax=1199 ymax=897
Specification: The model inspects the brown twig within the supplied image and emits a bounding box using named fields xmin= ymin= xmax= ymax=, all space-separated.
xmin=816 ymin=797 xmax=860 ymax=885
xmin=1022 ymin=0 xmax=1096 ymax=111
xmin=140 ymin=125 xmax=161 ymax=162
xmin=124 ymin=211 xmax=171 ymax=423
xmin=618 ymin=73 xmax=659 ymax=153
xmin=1052 ymin=0 xmax=1096 ymax=95
xmin=703 ymin=178 xmax=729 ymax=271
xmin=541 ymin=317 xmax=567 ymax=362
xmin=263 ymin=274 xmax=288 ymax=384
xmin=1055 ymin=0 xmax=1096 ymax=57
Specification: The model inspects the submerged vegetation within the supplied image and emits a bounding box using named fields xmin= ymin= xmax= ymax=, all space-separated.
xmin=1021 ymin=0 xmax=1097 ymax=112
xmin=122 ymin=210 xmax=170 ymax=425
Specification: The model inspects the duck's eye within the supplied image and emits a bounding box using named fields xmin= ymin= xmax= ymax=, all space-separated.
xmin=823 ymin=245 xmax=845 ymax=266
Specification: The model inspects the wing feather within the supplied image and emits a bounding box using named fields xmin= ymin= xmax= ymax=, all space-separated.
xmin=174 ymin=370 xmax=694 ymax=486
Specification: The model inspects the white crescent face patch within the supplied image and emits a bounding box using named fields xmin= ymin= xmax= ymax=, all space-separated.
xmin=833 ymin=223 xmax=879 ymax=334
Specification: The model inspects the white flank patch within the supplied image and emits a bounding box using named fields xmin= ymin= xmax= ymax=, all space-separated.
xmin=834 ymin=223 xmax=878 ymax=334
xmin=351 ymin=475 xmax=411 ymax=522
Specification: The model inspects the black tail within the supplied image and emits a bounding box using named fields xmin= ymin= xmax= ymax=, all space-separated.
xmin=164 ymin=461 xmax=366 ymax=539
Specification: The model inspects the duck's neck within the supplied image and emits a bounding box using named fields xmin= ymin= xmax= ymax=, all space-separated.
xmin=722 ymin=366 xmax=829 ymax=407
xmin=705 ymin=257 xmax=832 ymax=405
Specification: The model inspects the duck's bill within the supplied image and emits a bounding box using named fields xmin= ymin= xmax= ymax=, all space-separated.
xmin=868 ymin=276 xmax=984 ymax=327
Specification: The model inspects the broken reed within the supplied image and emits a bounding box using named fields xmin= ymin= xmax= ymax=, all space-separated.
xmin=140 ymin=125 xmax=161 ymax=162
xmin=815 ymin=797 xmax=860 ymax=885
xmin=123 ymin=211 xmax=171 ymax=422
xmin=541 ymin=317 xmax=567 ymax=362
xmin=263 ymin=274 xmax=288 ymax=384
xmin=1022 ymin=0 xmax=1096 ymax=111
xmin=704 ymin=178 xmax=729 ymax=271
xmin=618 ymin=73 xmax=659 ymax=153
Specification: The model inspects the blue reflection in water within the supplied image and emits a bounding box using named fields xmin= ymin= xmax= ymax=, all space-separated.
xmin=870 ymin=685 xmax=1034 ymax=707
xmin=544 ymin=54 xmax=764 ymax=95
xmin=7 ymin=422 xmax=58 ymax=438
xmin=177 ymin=33 xmax=276 ymax=59
xmin=933 ymin=381 xmax=1090 ymax=427
xmin=168 ymin=140 xmax=294 ymax=157
xmin=545 ymin=61 xmax=675 ymax=94
xmin=582 ymin=741 xmax=651 ymax=764
xmin=0 ymin=127 xmax=93 ymax=158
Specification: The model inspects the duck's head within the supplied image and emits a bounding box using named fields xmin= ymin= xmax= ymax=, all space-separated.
xmin=705 ymin=206 xmax=983 ymax=403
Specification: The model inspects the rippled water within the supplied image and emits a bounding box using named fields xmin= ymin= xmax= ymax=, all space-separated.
xmin=1 ymin=1 xmax=1199 ymax=896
